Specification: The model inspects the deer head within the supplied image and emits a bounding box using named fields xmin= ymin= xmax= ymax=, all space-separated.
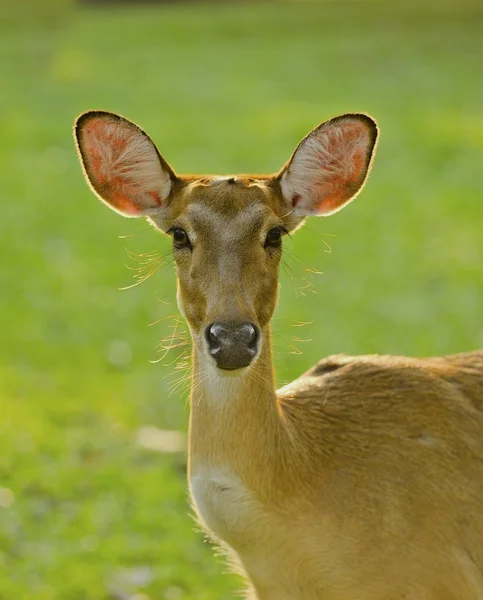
xmin=74 ymin=111 xmax=378 ymax=371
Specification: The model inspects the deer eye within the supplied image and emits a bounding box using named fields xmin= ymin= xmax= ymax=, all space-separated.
xmin=265 ymin=227 xmax=287 ymax=248
xmin=168 ymin=227 xmax=192 ymax=250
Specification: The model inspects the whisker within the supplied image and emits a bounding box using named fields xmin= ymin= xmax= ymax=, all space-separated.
xmin=117 ymin=224 xmax=156 ymax=239
xmin=305 ymin=267 xmax=323 ymax=276
xmin=149 ymin=314 xmax=182 ymax=327
xmin=320 ymin=236 xmax=333 ymax=253
xmin=290 ymin=320 xmax=313 ymax=328
xmin=118 ymin=242 xmax=175 ymax=291
xmin=154 ymin=294 xmax=173 ymax=306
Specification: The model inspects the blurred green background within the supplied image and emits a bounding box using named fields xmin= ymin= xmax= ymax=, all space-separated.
xmin=1 ymin=0 xmax=482 ymax=598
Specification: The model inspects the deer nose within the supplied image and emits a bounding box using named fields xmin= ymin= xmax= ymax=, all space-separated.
xmin=205 ymin=322 xmax=259 ymax=370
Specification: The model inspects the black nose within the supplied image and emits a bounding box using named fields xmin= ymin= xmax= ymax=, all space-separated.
xmin=205 ymin=322 xmax=259 ymax=370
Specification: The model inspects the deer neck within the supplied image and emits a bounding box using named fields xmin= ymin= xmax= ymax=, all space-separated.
xmin=188 ymin=327 xmax=286 ymax=491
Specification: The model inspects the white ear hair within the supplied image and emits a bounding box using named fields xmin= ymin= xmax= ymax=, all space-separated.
xmin=280 ymin=114 xmax=378 ymax=217
xmin=75 ymin=111 xmax=175 ymax=218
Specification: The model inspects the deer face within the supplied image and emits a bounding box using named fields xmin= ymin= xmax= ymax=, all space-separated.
xmin=153 ymin=176 xmax=287 ymax=370
xmin=74 ymin=111 xmax=378 ymax=371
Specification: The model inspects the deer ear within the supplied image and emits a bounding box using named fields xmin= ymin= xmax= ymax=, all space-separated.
xmin=74 ymin=111 xmax=176 ymax=218
xmin=278 ymin=113 xmax=378 ymax=217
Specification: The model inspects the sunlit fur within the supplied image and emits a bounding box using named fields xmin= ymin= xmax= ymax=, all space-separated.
xmin=75 ymin=111 xmax=483 ymax=600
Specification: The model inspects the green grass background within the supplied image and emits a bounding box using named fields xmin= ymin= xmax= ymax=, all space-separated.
xmin=1 ymin=0 xmax=482 ymax=598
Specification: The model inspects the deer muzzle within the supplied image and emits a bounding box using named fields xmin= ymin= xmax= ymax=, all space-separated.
xmin=205 ymin=321 xmax=259 ymax=370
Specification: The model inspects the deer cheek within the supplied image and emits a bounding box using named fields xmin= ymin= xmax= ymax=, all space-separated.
xmin=180 ymin=285 xmax=206 ymax=333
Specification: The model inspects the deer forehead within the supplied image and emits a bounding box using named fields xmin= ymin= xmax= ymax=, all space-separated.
xmin=173 ymin=178 xmax=283 ymax=245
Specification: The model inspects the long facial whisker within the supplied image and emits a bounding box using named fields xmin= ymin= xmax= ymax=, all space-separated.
xmin=117 ymin=225 xmax=158 ymax=240
xmin=150 ymin=316 xmax=189 ymax=364
xmin=149 ymin=314 xmax=183 ymax=327
xmin=167 ymin=358 xmax=192 ymax=398
xmin=119 ymin=247 xmax=171 ymax=290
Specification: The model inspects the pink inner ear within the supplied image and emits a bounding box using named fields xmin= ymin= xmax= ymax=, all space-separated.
xmin=83 ymin=120 xmax=129 ymax=203
xmin=312 ymin=122 xmax=370 ymax=214
xmin=281 ymin=115 xmax=376 ymax=217
xmin=114 ymin=191 xmax=161 ymax=216
xmin=80 ymin=116 xmax=166 ymax=216
xmin=84 ymin=119 xmax=127 ymax=182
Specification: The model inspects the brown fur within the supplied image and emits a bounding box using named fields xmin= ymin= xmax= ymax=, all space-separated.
xmin=74 ymin=111 xmax=483 ymax=600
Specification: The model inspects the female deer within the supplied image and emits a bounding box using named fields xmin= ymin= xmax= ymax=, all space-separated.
xmin=74 ymin=111 xmax=483 ymax=600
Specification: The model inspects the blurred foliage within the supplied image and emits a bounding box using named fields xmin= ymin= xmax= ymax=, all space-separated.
xmin=0 ymin=0 xmax=482 ymax=598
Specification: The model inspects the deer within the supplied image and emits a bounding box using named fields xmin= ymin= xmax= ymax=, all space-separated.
xmin=74 ymin=110 xmax=483 ymax=600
